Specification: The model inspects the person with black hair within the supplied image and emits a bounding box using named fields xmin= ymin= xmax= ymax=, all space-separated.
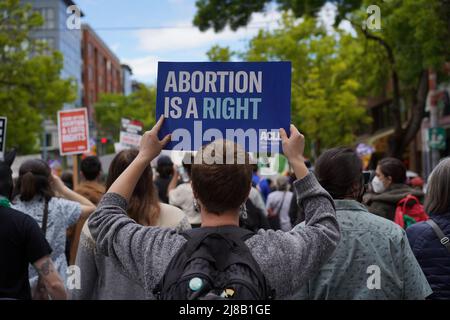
xmin=154 ymin=155 xmax=174 ymax=203
xmin=69 ymin=156 xmax=106 ymax=264
xmin=293 ymin=147 xmax=431 ymax=300
xmin=0 ymin=151 xmax=66 ymax=300
xmin=364 ymin=157 xmax=424 ymax=221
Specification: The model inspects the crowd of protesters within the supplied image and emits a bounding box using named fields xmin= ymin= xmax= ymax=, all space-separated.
xmin=0 ymin=118 xmax=449 ymax=300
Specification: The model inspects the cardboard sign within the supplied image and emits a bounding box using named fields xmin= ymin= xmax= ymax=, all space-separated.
xmin=0 ymin=117 xmax=6 ymax=161
xmin=156 ymin=61 xmax=291 ymax=153
xmin=119 ymin=118 xmax=143 ymax=148
xmin=57 ymin=108 xmax=90 ymax=155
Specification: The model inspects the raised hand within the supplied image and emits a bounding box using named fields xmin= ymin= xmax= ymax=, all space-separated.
xmin=138 ymin=115 xmax=171 ymax=162
xmin=280 ymin=125 xmax=308 ymax=180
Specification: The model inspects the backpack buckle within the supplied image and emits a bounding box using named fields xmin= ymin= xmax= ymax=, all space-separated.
xmin=441 ymin=237 xmax=450 ymax=245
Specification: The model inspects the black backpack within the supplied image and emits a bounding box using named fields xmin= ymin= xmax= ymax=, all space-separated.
xmin=239 ymin=199 xmax=271 ymax=232
xmin=153 ymin=226 xmax=274 ymax=300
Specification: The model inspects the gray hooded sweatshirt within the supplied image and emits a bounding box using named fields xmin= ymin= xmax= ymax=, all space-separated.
xmin=86 ymin=173 xmax=340 ymax=299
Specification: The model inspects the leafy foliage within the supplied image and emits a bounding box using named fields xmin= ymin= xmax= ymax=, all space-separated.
xmin=94 ymin=84 xmax=157 ymax=143
xmin=244 ymin=15 xmax=371 ymax=156
xmin=0 ymin=0 xmax=76 ymax=154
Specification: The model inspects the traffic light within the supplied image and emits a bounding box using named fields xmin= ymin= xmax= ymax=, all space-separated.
xmin=100 ymin=137 xmax=108 ymax=144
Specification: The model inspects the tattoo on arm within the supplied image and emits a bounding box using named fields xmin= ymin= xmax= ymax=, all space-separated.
xmin=37 ymin=258 xmax=54 ymax=276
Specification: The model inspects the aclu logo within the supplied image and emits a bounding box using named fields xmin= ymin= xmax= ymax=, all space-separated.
xmin=260 ymin=130 xmax=281 ymax=143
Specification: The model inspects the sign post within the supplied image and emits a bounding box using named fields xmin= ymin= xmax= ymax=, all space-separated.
xmin=57 ymin=108 xmax=90 ymax=187
xmin=0 ymin=117 xmax=6 ymax=161
xmin=119 ymin=118 xmax=143 ymax=148
xmin=428 ymin=127 xmax=446 ymax=150
xmin=156 ymin=61 xmax=291 ymax=153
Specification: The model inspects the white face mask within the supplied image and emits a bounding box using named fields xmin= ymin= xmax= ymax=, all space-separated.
xmin=371 ymin=176 xmax=386 ymax=193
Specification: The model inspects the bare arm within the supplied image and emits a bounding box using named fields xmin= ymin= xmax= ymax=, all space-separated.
xmin=33 ymin=256 xmax=67 ymax=300
xmin=167 ymin=166 xmax=180 ymax=195
xmin=51 ymin=175 xmax=96 ymax=219
xmin=107 ymin=115 xmax=171 ymax=201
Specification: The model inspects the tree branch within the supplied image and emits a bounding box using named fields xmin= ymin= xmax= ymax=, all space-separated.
xmin=361 ymin=29 xmax=403 ymax=133
xmin=401 ymin=70 xmax=429 ymax=150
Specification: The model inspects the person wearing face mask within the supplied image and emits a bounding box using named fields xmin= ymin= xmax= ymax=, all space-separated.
xmin=292 ymin=148 xmax=432 ymax=300
xmin=364 ymin=158 xmax=424 ymax=221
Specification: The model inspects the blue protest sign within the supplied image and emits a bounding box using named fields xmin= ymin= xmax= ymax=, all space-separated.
xmin=156 ymin=61 xmax=291 ymax=153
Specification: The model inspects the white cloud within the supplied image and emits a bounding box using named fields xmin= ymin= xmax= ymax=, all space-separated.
xmin=126 ymin=10 xmax=283 ymax=83
xmin=134 ymin=10 xmax=282 ymax=53
xmin=110 ymin=42 xmax=120 ymax=52
xmin=122 ymin=55 xmax=160 ymax=82
xmin=318 ymin=2 xmax=356 ymax=35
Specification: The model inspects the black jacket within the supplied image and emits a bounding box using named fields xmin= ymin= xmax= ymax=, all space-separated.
xmin=406 ymin=213 xmax=450 ymax=299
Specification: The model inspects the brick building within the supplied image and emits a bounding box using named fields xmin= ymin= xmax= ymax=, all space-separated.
xmin=81 ymin=23 xmax=122 ymax=122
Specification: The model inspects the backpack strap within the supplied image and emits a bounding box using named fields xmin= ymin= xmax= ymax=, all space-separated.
xmin=181 ymin=226 xmax=255 ymax=256
xmin=41 ymin=198 xmax=49 ymax=236
xmin=399 ymin=194 xmax=420 ymax=213
xmin=426 ymin=219 xmax=450 ymax=253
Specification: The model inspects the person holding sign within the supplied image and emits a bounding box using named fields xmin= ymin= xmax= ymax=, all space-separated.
xmin=86 ymin=116 xmax=340 ymax=299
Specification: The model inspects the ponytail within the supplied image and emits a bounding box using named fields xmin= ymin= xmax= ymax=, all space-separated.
xmin=13 ymin=159 xmax=54 ymax=202
xmin=19 ymin=172 xmax=37 ymax=201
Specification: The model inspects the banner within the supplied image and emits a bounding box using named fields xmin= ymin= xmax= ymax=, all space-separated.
xmin=0 ymin=117 xmax=6 ymax=161
xmin=156 ymin=61 xmax=291 ymax=153
xmin=119 ymin=118 xmax=143 ymax=148
xmin=57 ymin=108 xmax=90 ymax=156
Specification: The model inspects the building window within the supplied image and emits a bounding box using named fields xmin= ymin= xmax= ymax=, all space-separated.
xmin=36 ymin=8 xmax=55 ymax=30
xmin=88 ymin=66 xmax=93 ymax=81
xmin=88 ymin=43 xmax=93 ymax=58
xmin=107 ymin=60 xmax=111 ymax=71
xmin=45 ymin=133 xmax=53 ymax=148
xmin=36 ymin=37 xmax=55 ymax=55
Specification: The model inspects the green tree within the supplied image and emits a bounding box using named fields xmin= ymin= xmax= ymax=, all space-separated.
xmin=244 ymin=16 xmax=371 ymax=157
xmin=94 ymin=84 xmax=157 ymax=145
xmin=0 ymin=0 xmax=76 ymax=154
xmin=195 ymin=0 xmax=450 ymax=158
xmin=206 ymin=45 xmax=235 ymax=61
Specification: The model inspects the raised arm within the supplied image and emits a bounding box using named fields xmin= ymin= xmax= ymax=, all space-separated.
xmin=107 ymin=115 xmax=171 ymax=200
xmin=167 ymin=165 xmax=180 ymax=196
xmin=51 ymin=174 xmax=96 ymax=220
xmin=248 ymin=125 xmax=340 ymax=298
xmin=87 ymin=116 xmax=185 ymax=289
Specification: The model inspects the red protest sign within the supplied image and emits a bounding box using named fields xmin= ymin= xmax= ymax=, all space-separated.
xmin=57 ymin=108 xmax=90 ymax=155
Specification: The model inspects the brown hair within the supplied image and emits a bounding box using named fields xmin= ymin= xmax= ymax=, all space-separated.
xmin=425 ymin=157 xmax=450 ymax=215
xmin=14 ymin=159 xmax=54 ymax=202
xmin=106 ymin=149 xmax=160 ymax=225
xmin=191 ymin=140 xmax=252 ymax=214
xmin=378 ymin=157 xmax=407 ymax=184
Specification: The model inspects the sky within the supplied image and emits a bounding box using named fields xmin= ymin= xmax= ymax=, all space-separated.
xmin=75 ymin=0 xmax=345 ymax=84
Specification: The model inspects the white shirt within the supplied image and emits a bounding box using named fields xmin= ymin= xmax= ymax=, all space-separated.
xmin=168 ymin=183 xmax=201 ymax=225
xmin=266 ymin=191 xmax=293 ymax=231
